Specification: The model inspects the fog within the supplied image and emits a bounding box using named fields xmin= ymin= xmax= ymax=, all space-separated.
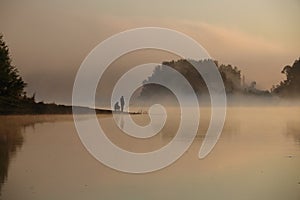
xmin=1 ymin=1 xmax=300 ymax=104
xmin=1 ymin=106 xmax=300 ymax=199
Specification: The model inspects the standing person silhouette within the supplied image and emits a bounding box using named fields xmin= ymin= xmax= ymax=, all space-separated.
xmin=120 ymin=96 xmax=125 ymax=112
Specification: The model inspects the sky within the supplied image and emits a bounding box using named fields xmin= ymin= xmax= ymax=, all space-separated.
xmin=0 ymin=0 xmax=299 ymax=105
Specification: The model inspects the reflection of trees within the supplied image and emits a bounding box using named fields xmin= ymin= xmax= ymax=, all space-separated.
xmin=160 ymin=109 xmax=241 ymax=140
xmin=286 ymin=121 xmax=300 ymax=145
xmin=0 ymin=115 xmax=73 ymax=195
xmin=0 ymin=119 xmax=24 ymax=195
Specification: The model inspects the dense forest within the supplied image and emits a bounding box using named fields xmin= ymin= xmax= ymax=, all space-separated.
xmin=271 ymin=58 xmax=300 ymax=97
xmin=140 ymin=58 xmax=300 ymax=100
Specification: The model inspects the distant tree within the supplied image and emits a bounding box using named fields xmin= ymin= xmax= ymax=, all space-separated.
xmin=139 ymin=59 xmax=245 ymax=100
xmin=0 ymin=34 xmax=26 ymax=98
xmin=219 ymin=64 xmax=242 ymax=93
xmin=140 ymin=59 xmax=211 ymax=100
xmin=272 ymin=58 xmax=300 ymax=97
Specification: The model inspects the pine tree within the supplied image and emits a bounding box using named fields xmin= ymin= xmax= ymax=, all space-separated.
xmin=0 ymin=34 xmax=26 ymax=98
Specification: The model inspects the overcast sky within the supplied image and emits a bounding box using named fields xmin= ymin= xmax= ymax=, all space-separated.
xmin=1 ymin=0 xmax=299 ymax=105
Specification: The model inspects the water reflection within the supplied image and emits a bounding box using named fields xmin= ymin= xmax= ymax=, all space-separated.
xmin=286 ymin=120 xmax=300 ymax=145
xmin=0 ymin=108 xmax=299 ymax=200
xmin=115 ymin=114 xmax=125 ymax=130
xmin=0 ymin=115 xmax=74 ymax=195
xmin=0 ymin=119 xmax=24 ymax=195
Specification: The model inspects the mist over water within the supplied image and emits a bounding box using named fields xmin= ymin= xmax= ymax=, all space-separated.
xmin=1 ymin=0 xmax=300 ymax=199
xmin=0 ymin=105 xmax=299 ymax=200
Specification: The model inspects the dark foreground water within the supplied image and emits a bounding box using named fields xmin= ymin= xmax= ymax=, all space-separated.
xmin=0 ymin=107 xmax=299 ymax=200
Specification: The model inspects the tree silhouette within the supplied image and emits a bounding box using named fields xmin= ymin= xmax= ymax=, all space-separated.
xmin=139 ymin=59 xmax=245 ymax=100
xmin=272 ymin=58 xmax=300 ymax=97
xmin=219 ymin=64 xmax=242 ymax=93
xmin=0 ymin=34 xmax=26 ymax=98
xmin=0 ymin=120 xmax=24 ymax=194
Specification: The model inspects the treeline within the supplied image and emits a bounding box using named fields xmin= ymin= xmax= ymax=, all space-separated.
xmin=140 ymin=58 xmax=300 ymax=99
xmin=0 ymin=34 xmax=71 ymax=114
xmin=271 ymin=58 xmax=300 ymax=97
xmin=1 ymin=33 xmax=300 ymax=114
xmin=0 ymin=95 xmax=108 ymax=115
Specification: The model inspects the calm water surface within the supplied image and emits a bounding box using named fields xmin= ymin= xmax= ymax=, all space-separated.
xmin=0 ymin=107 xmax=299 ymax=200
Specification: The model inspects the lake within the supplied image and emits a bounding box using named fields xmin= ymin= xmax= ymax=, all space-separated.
xmin=0 ymin=106 xmax=299 ymax=200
